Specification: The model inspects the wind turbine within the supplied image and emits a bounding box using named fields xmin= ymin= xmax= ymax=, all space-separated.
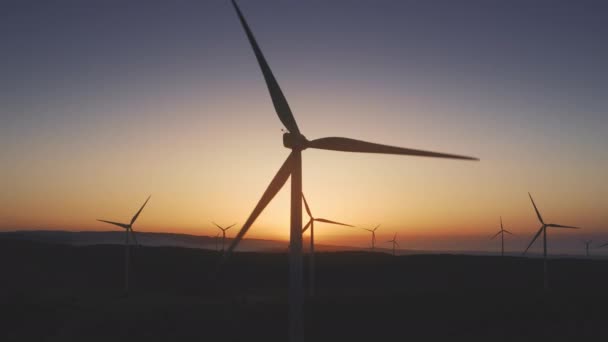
xmin=490 ymin=216 xmax=514 ymax=257
xmin=213 ymin=222 xmax=236 ymax=252
xmin=302 ymin=193 xmax=353 ymax=297
xmin=97 ymin=195 xmax=151 ymax=294
xmin=385 ymin=233 xmax=399 ymax=256
xmin=583 ymin=240 xmax=592 ymax=257
xmin=523 ymin=193 xmax=579 ymax=289
xmin=363 ymin=225 xmax=381 ymax=250
xmin=225 ymin=1 xmax=478 ymax=341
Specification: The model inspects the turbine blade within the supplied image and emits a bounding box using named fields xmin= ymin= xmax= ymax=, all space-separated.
xmin=302 ymin=219 xmax=313 ymax=233
xmin=503 ymin=230 xmax=515 ymax=235
xmin=308 ymin=137 xmax=479 ymax=161
xmin=224 ymin=153 xmax=294 ymax=256
xmin=490 ymin=231 xmax=502 ymax=240
xmin=212 ymin=222 xmax=224 ymax=230
xmin=374 ymin=224 xmax=381 ymax=231
xmin=395 ymin=241 xmax=400 ymax=247
xmin=600 ymin=243 xmax=608 ymax=248
xmin=528 ymin=193 xmax=544 ymax=224
xmin=97 ymin=219 xmax=129 ymax=230
xmin=302 ymin=193 xmax=313 ymax=219
xmin=314 ymin=218 xmax=354 ymax=227
xmin=547 ymin=224 xmax=580 ymax=229
xmin=130 ymin=195 xmax=151 ymax=225
xmin=230 ymin=0 xmax=300 ymax=134
xmin=225 ymin=223 xmax=236 ymax=230
xmin=523 ymin=226 xmax=544 ymax=255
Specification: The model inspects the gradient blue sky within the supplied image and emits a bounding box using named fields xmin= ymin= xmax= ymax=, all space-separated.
xmin=1 ymin=0 xmax=607 ymax=253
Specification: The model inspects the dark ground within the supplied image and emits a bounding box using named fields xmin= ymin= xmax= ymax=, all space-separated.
xmin=2 ymin=238 xmax=608 ymax=341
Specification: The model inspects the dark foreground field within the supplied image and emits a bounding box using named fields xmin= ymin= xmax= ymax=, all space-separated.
xmin=2 ymin=238 xmax=608 ymax=341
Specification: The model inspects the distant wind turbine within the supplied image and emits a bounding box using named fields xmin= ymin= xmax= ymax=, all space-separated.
xmin=302 ymin=193 xmax=353 ymax=297
xmin=583 ymin=240 xmax=593 ymax=257
xmin=385 ymin=233 xmax=399 ymax=256
xmin=363 ymin=225 xmax=381 ymax=250
xmin=523 ymin=193 xmax=579 ymax=289
xmin=97 ymin=195 xmax=151 ymax=294
xmin=490 ymin=216 xmax=514 ymax=256
xmin=224 ymin=1 xmax=479 ymax=340
xmin=213 ymin=222 xmax=236 ymax=252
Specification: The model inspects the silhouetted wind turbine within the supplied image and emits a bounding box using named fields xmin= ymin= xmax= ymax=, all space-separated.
xmin=302 ymin=193 xmax=353 ymax=297
xmin=213 ymin=222 xmax=236 ymax=252
xmin=491 ymin=216 xmax=514 ymax=256
xmin=583 ymin=240 xmax=592 ymax=257
xmin=97 ymin=195 xmax=150 ymax=294
xmin=225 ymin=1 xmax=478 ymax=340
xmin=386 ymin=233 xmax=399 ymax=256
xmin=363 ymin=225 xmax=381 ymax=250
xmin=523 ymin=193 xmax=579 ymax=289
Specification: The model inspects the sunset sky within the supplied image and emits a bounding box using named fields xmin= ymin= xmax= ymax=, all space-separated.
xmin=1 ymin=0 xmax=607 ymax=253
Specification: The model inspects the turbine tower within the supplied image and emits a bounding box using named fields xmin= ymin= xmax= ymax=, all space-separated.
xmin=225 ymin=2 xmax=479 ymax=340
xmin=97 ymin=195 xmax=150 ymax=294
xmin=363 ymin=225 xmax=380 ymax=250
xmin=523 ymin=193 xmax=579 ymax=290
xmin=302 ymin=193 xmax=353 ymax=297
xmin=386 ymin=233 xmax=399 ymax=256
xmin=583 ymin=240 xmax=592 ymax=257
xmin=213 ymin=222 xmax=236 ymax=252
xmin=490 ymin=216 xmax=514 ymax=256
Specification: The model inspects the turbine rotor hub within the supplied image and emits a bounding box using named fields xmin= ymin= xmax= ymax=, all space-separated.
xmin=283 ymin=133 xmax=309 ymax=150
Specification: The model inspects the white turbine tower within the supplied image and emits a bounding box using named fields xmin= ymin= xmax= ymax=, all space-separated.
xmin=97 ymin=195 xmax=151 ymax=294
xmin=302 ymin=193 xmax=353 ymax=297
xmin=213 ymin=222 xmax=236 ymax=252
xmin=523 ymin=193 xmax=579 ymax=289
xmin=385 ymin=233 xmax=399 ymax=256
xmin=490 ymin=216 xmax=514 ymax=256
xmin=583 ymin=240 xmax=592 ymax=257
xmin=363 ymin=225 xmax=380 ymax=250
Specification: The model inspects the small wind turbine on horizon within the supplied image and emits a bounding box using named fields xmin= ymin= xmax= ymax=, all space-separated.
xmin=302 ymin=193 xmax=353 ymax=297
xmin=213 ymin=222 xmax=236 ymax=252
xmin=583 ymin=240 xmax=593 ymax=257
xmin=224 ymin=1 xmax=479 ymax=341
xmin=97 ymin=195 xmax=151 ymax=294
xmin=490 ymin=216 xmax=514 ymax=257
xmin=363 ymin=225 xmax=381 ymax=250
xmin=523 ymin=193 xmax=579 ymax=290
xmin=385 ymin=233 xmax=399 ymax=256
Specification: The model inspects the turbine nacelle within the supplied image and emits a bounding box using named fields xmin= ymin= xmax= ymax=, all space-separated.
xmin=283 ymin=133 xmax=309 ymax=150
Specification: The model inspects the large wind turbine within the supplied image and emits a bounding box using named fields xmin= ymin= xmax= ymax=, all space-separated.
xmin=523 ymin=193 xmax=579 ymax=289
xmin=490 ymin=216 xmax=514 ymax=256
xmin=302 ymin=193 xmax=353 ymax=297
xmin=213 ymin=222 xmax=236 ymax=252
xmin=363 ymin=225 xmax=381 ymax=250
xmin=386 ymin=233 xmax=399 ymax=256
xmin=225 ymin=1 xmax=478 ymax=340
xmin=97 ymin=195 xmax=151 ymax=294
